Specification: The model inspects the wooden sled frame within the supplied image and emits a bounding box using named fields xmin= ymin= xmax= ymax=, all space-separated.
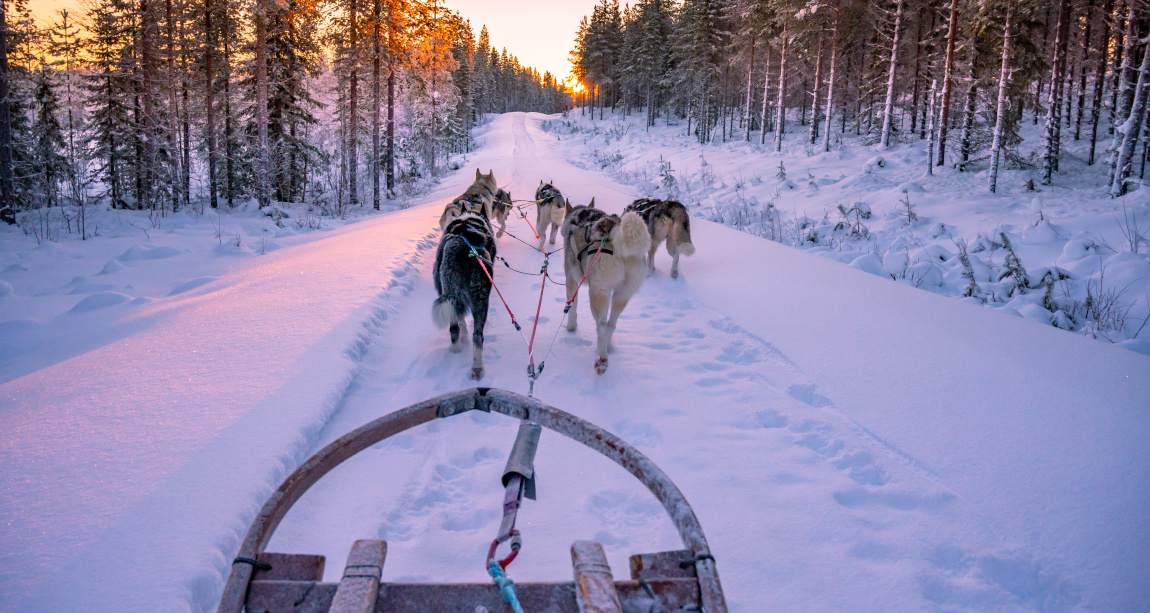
xmin=217 ymin=387 xmax=727 ymax=613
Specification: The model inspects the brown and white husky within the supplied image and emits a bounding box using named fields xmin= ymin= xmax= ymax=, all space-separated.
xmin=624 ymin=198 xmax=696 ymax=279
xmin=535 ymin=181 xmax=567 ymax=248
xmin=491 ymin=188 xmax=512 ymax=238
xmin=561 ymin=199 xmax=650 ymax=375
xmin=439 ymin=169 xmax=497 ymax=231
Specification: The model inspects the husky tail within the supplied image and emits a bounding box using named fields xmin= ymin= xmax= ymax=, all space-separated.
xmin=432 ymin=294 xmax=468 ymax=328
xmin=671 ymin=207 xmax=695 ymax=257
xmin=612 ymin=211 xmax=652 ymax=259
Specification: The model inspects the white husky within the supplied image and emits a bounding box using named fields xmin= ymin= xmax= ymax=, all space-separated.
xmin=562 ymin=199 xmax=650 ymax=374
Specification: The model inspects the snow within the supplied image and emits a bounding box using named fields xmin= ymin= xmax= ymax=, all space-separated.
xmin=2 ymin=113 xmax=1149 ymax=613
xmin=543 ymin=109 xmax=1150 ymax=352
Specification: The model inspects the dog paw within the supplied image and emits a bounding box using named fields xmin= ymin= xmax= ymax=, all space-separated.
xmin=595 ymin=357 xmax=608 ymax=375
xmin=450 ymin=342 xmax=463 ymax=353
xmin=471 ymin=367 xmax=484 ymax=380
xmin=671 ymin=269 xmax=679 ymax=279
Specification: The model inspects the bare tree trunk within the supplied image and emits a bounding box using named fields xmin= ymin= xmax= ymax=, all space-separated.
xmin=824 ymin=0 xmax=841 ymax=152
xmin=223 ymin=19 xmax=236 ymax=207
xmin=1112 ymin=37 xmax=1150 ymax=195
xmin=372 ymin=0 xmax=381 ymax=209
xmin=744 ymin=34 xmax=755 ymax=141
xmin=254 ymin=0 xmax=270 ymax=208
xmin=0 ymin=0 xmax=12 ymax=219
xmin=959 ymin=4 xmax=983 ymax=167
xmin=348 ymin=0 xmax=359 ymax=205
xmin=1075 ymin=0 xmax=1094 ymax=141
xmin=1109 ymin=0 xmax=1140 ymax=185
xmin=927 ymin=79 xmax=938 ymax=174
xmin=1043 ymin=0 xmax=1072 ymax=185
xmin=881 ymin=0 xmax=905 ymax=148
xmin=205 ymin=0 xmax=218 ymax=209
xmin=386 ymin=0 xmax=395 ymax=195
xmin=760 ymin=44 xmax=772 ymax=144
xmin=809 ymin=28 xmax=825 ymax=144
xmin=775 ymin=19 xmax=789 ymax=152
xmin=1035 ymin=3 xmax=1053 ymax=124
xmin=910 ymin=6 xmax=924 ymax=136
xmin=1089 ymin=0 xmax=1115 ymax=165
xmin=989 ymin=5 xmax=1015 ymax=193
xmin=920 ymin=7 xmax=936 ymax=139
xmin=140 ymin=0 xmax=157 ymax=211
xmin=180 ymin=18 xmax=190 ymax=209
xmin=937 ymin=0 xmax=959 ymax=165
xmin=165 ymin=0 xmax=180 ymax=211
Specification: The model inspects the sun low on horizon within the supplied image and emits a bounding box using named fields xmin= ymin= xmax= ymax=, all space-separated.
xmin=27 ymin=0 xmax=592 ymax=84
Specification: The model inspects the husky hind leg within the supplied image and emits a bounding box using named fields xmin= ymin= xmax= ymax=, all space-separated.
xmin=590 ymin=287 xmax=611 ymax=374
xmin=565 ymin=265 xmax=580 ymax=332
xmin=547 ymin=205 xmax=563 ymax=245
xmin=470 ymin=293 xmax=489 ymax=380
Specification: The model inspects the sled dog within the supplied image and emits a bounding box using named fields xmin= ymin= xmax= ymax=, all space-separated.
xmin=432 ymin=211 xmax=497 ymax=380
xmin=535 ymin=181 xmax=568 ymax=248
xmin=439 ymin=169 xmax=497 ymax=231
xmin=624 ymin=198 xmax=696 ymax=279
xmin=491 ymin=188 xmax=512 ymax=238
xmin=562 ymin=199 xmax=650 ymax=374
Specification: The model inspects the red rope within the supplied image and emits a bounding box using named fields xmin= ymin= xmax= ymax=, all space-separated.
xmin=461 ymin=236 xmax=520 ymax=330
xmin=517 ymin=207 xmax=541 ymax=242
xmin=527 ymin=263 xmax=548 ymax=361
xmin=566 ymin=239 xmax=606 ymax=308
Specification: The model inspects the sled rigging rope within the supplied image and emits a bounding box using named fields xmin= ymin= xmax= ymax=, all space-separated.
xmin=460 ymin=235 xmax=532 ymax=352
xmin=530 ymin=239 xmax=606 ymax=391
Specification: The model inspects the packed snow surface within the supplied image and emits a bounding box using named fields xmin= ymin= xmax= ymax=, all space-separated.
xmin=2 ymin=113 xmax=1148 ymax=612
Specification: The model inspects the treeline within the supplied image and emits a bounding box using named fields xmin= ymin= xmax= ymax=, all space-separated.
xmin=571 ymin=0 xmax=1150 ymax=195
xmin=0 ymin=0 xmax=569 ymax=227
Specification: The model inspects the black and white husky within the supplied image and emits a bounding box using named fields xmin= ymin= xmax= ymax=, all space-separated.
xmin=624 ymin=198 xmax=696 ymax=278
xmin=562 ymin=199 xmax=650 ymax=375
xmin=535 ymin=181 xmax=568 ymax=248
xmin=432 ymin=212 xmax=497 ymax=380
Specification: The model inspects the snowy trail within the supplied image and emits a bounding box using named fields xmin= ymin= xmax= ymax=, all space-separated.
xmin=2 ymin=113 xmax=1147 ymax=613
xmin=267 ymin=115 xmax=1149 ymax=612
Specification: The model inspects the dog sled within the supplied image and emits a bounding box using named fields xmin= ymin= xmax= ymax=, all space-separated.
xmin=217 ymin=388 xmax=728 ymax=613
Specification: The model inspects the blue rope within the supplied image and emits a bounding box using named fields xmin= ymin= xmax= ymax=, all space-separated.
xmin=488 ymin=560 xmax=526 ymax=613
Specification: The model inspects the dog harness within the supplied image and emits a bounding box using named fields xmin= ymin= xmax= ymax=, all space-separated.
xmin=536 ymin=185 xmax=561 ymax=205
xmin=576 ymin=223 xmax=613 ymax=272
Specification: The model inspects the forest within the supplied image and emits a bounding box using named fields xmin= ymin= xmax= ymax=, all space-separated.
xmin=0 ymin=0 xmax=569 ymax=231
xmin=569 ymin=0 xmax=1148 ymax=196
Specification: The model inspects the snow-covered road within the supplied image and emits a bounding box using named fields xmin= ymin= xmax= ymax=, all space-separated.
xmin=2 ymin=113 xmax=1148 ymax=612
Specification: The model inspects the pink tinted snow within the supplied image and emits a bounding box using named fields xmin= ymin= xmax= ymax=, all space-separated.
xmin=0 ymin=207 xmax=439 ymax=609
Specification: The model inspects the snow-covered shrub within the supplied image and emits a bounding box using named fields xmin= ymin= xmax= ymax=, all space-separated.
xmin=658 ymin=156 xmax=677 ymax=197
xmin=835 ymin=202 xmax=871 ymax=238
xmin=998 ymin=232 xmax=1029 ymax=296
xmin=956 ymin=240 xmax=986 ymax=302
xmin=1115 ymin=205 xmax=1145 ymax=253
xmin=899 ymin=190 xmax=918 ymax=226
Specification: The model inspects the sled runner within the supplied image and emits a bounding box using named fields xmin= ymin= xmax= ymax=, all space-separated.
xmin=217 ymin=388 xmax=728 ymax=613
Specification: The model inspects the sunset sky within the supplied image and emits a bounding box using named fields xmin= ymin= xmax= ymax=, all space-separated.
xmin=26 ymin=0 xmax=593 ymax=83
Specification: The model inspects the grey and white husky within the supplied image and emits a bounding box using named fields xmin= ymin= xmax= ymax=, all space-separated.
xmin=491 ymin=188 xmax=512 ymax=238
xmin=432 ymin=212 xmax=497 ymax=380
xmin=624 ymin=198 xmax=696 ymax=278
xmin=535 ymin=181 xmax=568 ymax=248
xmin=440 ymin=169 xmax=497 ymax=231
xmin=562 ymin=199 xmax=651 ymax=375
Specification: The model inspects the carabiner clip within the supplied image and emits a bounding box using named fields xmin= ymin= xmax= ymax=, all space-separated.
xmin=486 ymin=529 xmax=522 ymax=570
